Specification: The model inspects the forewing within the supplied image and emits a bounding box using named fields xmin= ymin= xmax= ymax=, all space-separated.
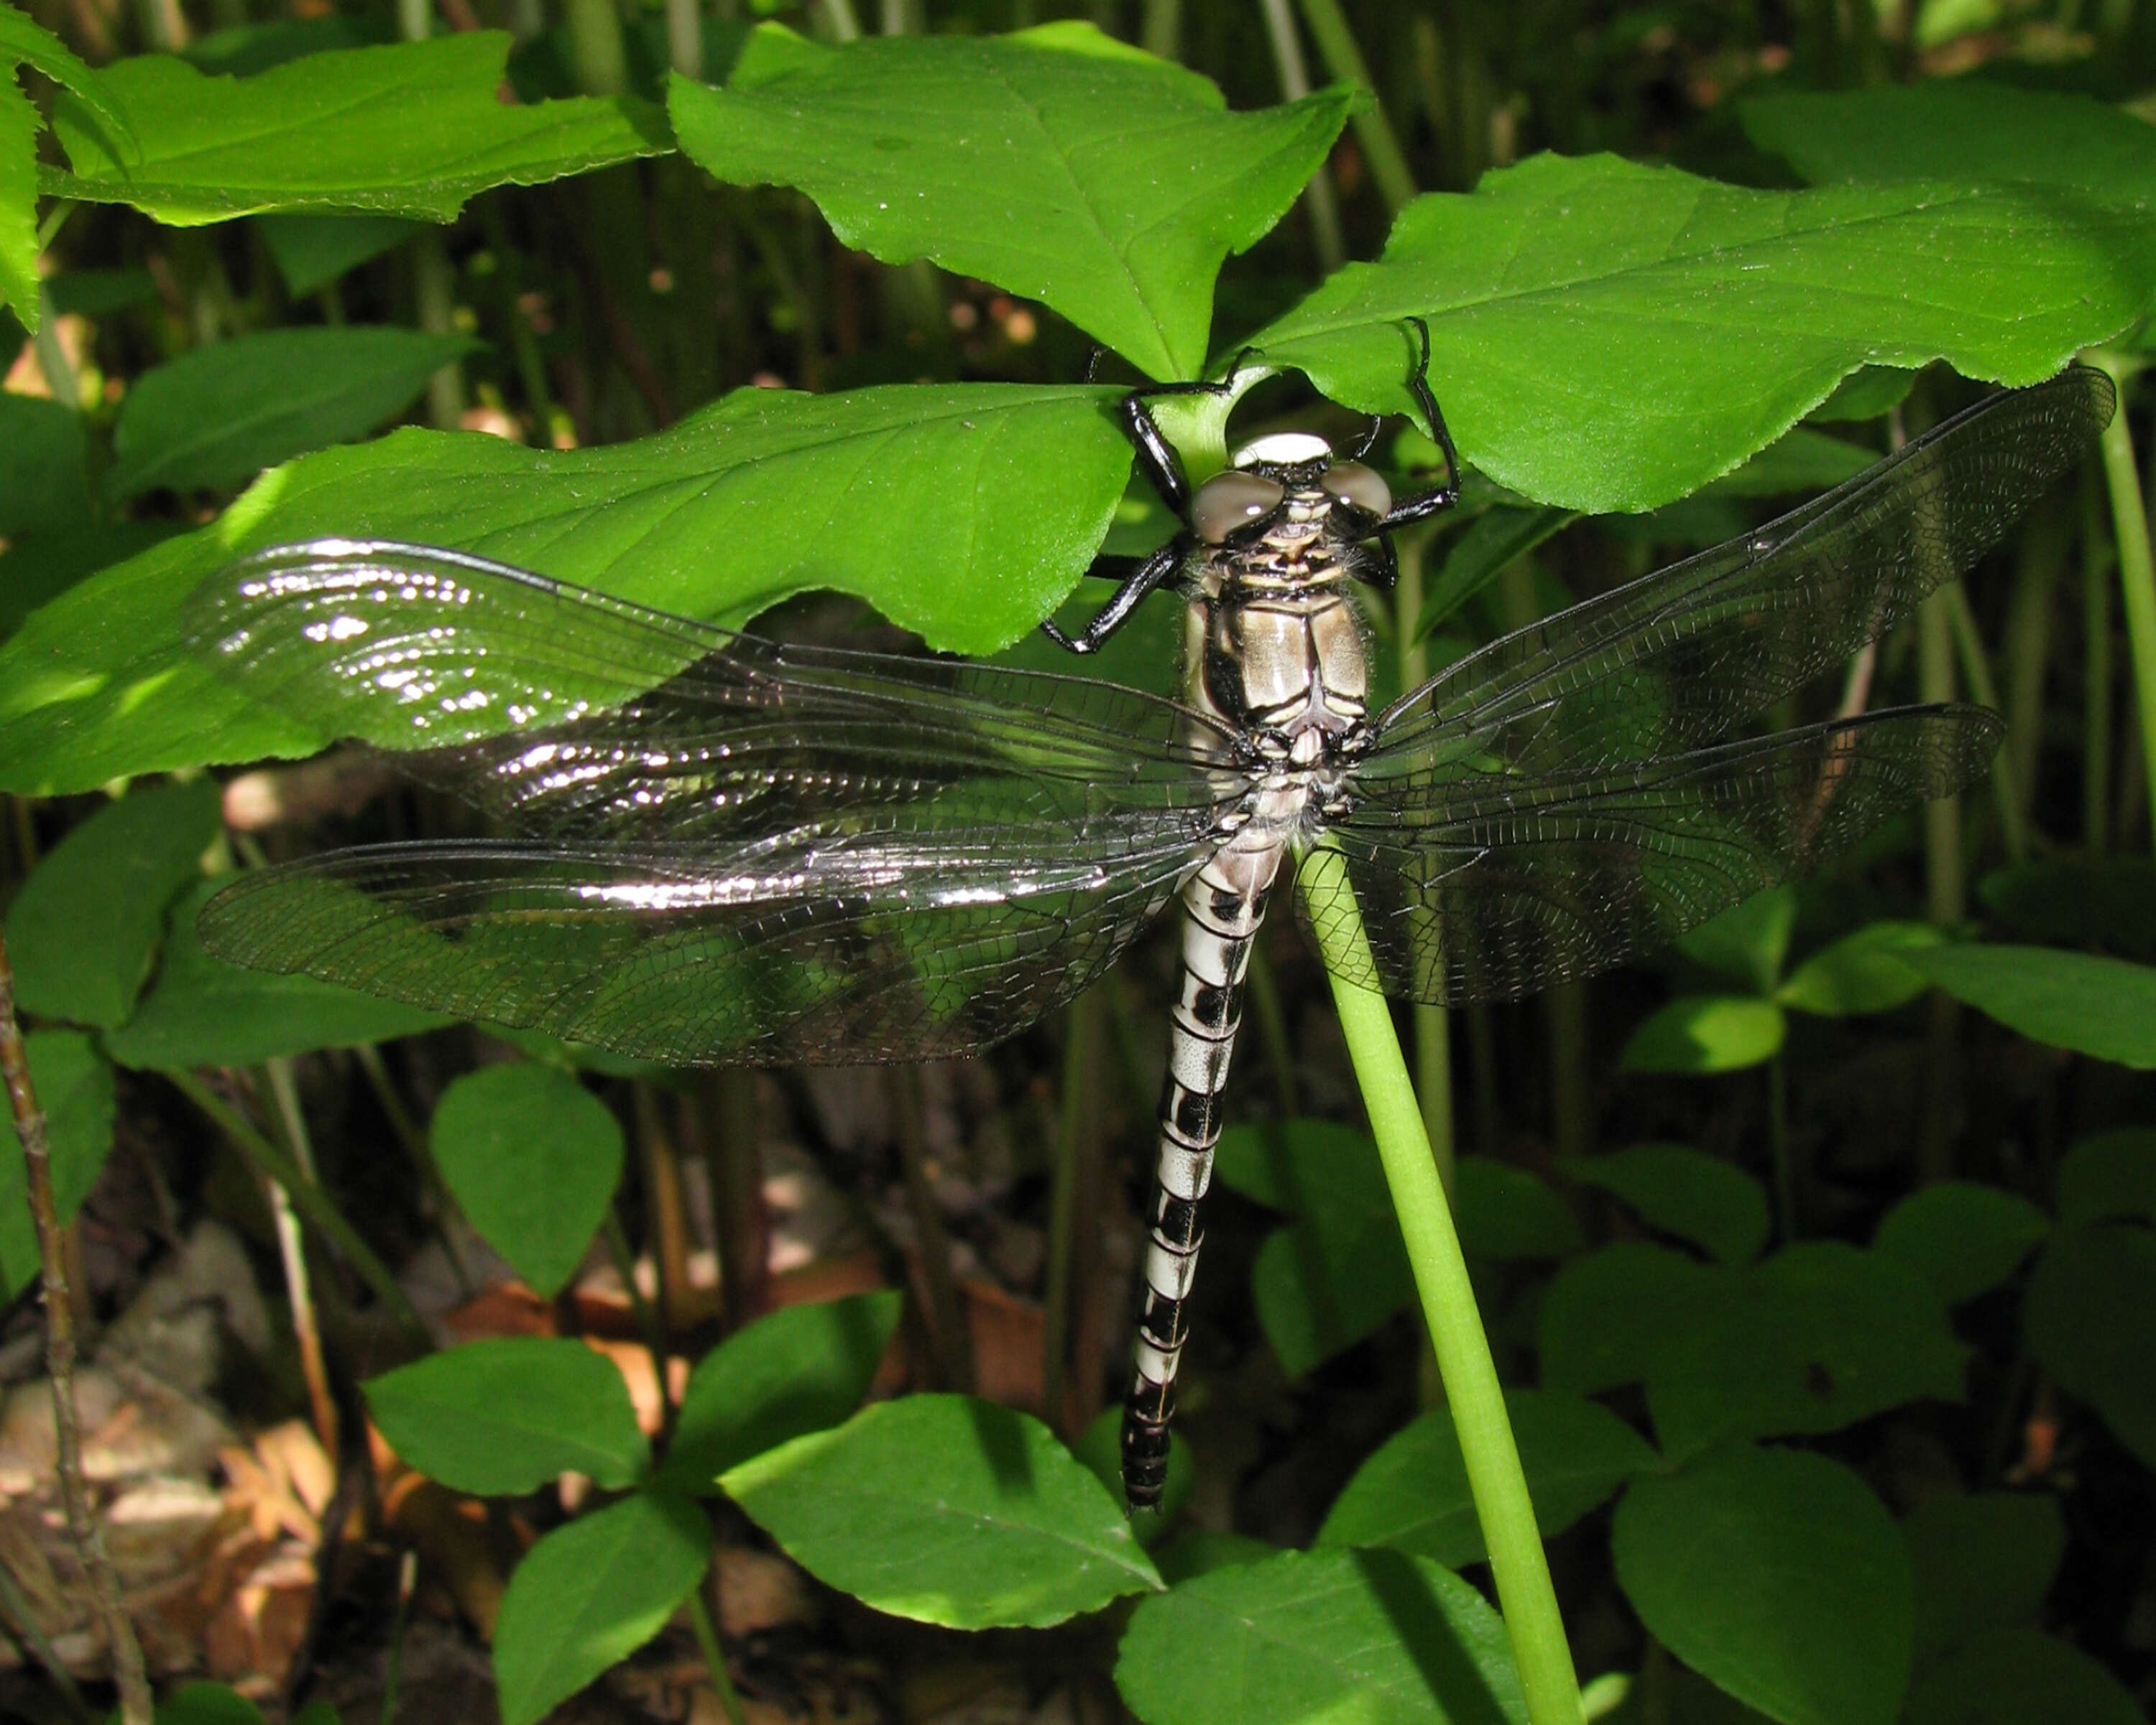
xmin=1368 ymin=367 xmax=2111 ymax=781
xmin=1312 ymin=706 xmax=2001 ymax=1005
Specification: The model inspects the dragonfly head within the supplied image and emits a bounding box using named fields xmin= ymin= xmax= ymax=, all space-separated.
xmin=1191 ymin=433 xmax=1394 ymax=546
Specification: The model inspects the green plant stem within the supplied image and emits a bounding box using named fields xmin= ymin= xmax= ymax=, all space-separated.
xmin=1940 ymin=581 xmax=2028 ymax=866
xmin=686 ymin=1568 xmax=748 ymax=1725
xmin=1302 ymin=850 xmax=1582 ymax=1725
xmin=1295 ymin=0 xmax=1419 ymax=213
xmin=563 ymin=0 xmax=630 ymax=95
xmin=2091 ymin=353 xmax=2156 ymax=855
xmin=260 ymin=1060 xmax=341 ymax=1456
xmin=1041 ymin=992 xmax=1095 ymax=1433
xmin=1257 ymin=0 xmax=1343 ymax=275
xmin=167 ymin=1069 xmax=429 ymax=1344
xmin=1396 ymin=527 xmax=1457 ymax=1195
xmin=2085 ymin=476 xmax=2117 ymax=855
xmin=601 ymin=1208 xmax=676 ymax=1426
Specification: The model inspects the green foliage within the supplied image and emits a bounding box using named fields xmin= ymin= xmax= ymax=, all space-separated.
xmin=1563 ymin=1145 xmax=1771 ymax=1266
xmin=0 ymin=392 xmax=90 ymax=532
xmin=1908 ymin=944 xmax=2156 ymax=1067
xmin=0 ymin=1029 xmax=115 ymax=1294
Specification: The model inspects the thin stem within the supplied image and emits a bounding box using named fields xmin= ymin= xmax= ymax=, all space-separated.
xmin=260 ymin=1060 xmax=341 ymax=1457
xmin=601 ymin=1208 xmax=675 ymax=1426
xmin=1043 ymin=992 xmax=1097 ymax=1434
xmin=0 ymin=929 xmax=153 ymax=1725
xmin=889 ymin=1065 xmax=975 ymax=1392
xmin=1940 ymin=581 xmax=2029 ymax=867
xmin=1296 ymin=0 xmax=1419 ymax=213
xmin=686 ymin=1567 xmax=748 ymax=1725
xmin=1256 ymin=0 xmax=1345 ymax=275
xmin=1300 ymin=850 xmax=1583 ymax=1725
xmin=377 ymin=1548 xmax=417 ymax=1725
xmin=1396 ymin=527 xmax=1457 ymax=1195
xmin=2085 ymin=476 xmax=2117 ymax=855
xmin=563 ymin=0 xmax=630 ymax=94
xmin=2091 ymin=354 xmax=2156 ymax=855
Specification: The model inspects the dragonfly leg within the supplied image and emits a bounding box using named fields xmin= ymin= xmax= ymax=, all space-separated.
xmin=1347 ymin=316 xmax=1462 ymax=533
xmin=1041 ymin=537 xmax=1188 ymax=655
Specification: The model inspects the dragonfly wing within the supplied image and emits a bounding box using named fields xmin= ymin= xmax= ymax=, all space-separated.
xmin=198 ymin=814 xmax=1214 ymax=1066
xmin=1368 ymin=367 xmax=2111 ymax=779
xmin=1314 ymin=705 xmax=2001 ymax=1005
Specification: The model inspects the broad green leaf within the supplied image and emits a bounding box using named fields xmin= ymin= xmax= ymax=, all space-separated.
xmin=1563 ymin=1145 xmax=1770 ymax=1267
xmin=1695 ymin=426 xmax=1876 ymax=496
xmin=1115 ymin=1547 xmax=1529 ymax=1725
xmin=1613 ymin=1445 xmax=1912 ymax=1725
xmin=0 ymin=74 xmax=35 ymax=328
xmin=1317 ymin=1389 xmax=1658 ymax=1565
xmin=1248 ymin=153 xmax=2150 ymax=513
xmin=492 ymin=1486 xmax=708 ymax=1725
xmin=658 ymin=1290 xmax=902 ymax=1491
xmin=1453 ymin=1156 xmax=1581 ymax=1261
xmin=103 ymin=880 xmax=451 ymax=1068
xmin=0 ymin=5 xmax=132 ymax=152
xmin=1776 ymin=921 xmax=1942 ymax=1016
xmin=44 ymin=35 xmax=668 ymax=225
xmin=719 ymin=1394 xmax=1156 ymax=1628
xmin=2055 ymin=1128 xmax=2156 ymax=1227
xmin=5 ymin=778 xmax=221 ymax=1028
xmin=430 ymin=1064 xmax=623 ymax=1301
xmin=257 ymin=213 xmax=420 ymax=298
xmin=1810 ymin=366 xmax=1915 ymax=422
xmin=364 ymin=1338 xmax=648 ymax=1494
xmin=1902 ymin=1628 xmax=2143 ymax=1725
xmin=1902 ymin=1493 xmax=2064 ymax=1666
xmin=1976 ymin=857 xmax=2156 ymax=963
xmin=0 ymin=393 xmax=90 ymax=535
xmin=1902 ymin=944 xmax=2156 ymax=1068
xmin=0 ymin=382 xmax=1134 ymax=794
xmin=1677 ymin=888 xmax=1797 ymax=995
xmin=154 ymin=1682 xmax=266 ymax=1725
xmin=1871 ymin=1182 xmax=2048 ymax=1305
xmin=0 ymin=1031 xmax=117 ymax=1297
xmin=1538 ymin=1241 xmax=1715 ymax=1397
xmin=2024 ymin=1223 xmax=2156 ymax=1468
xmin=670 ymin=24 xmax=1353 ymax=381
xmin=1620 ymin=995 xmax=1786 ymax=1074
xmin=108 ymin=328 xmax=482 ymax=500
xmin=1742 ymin=83 xmax=2156 ymax=202
xmin=0 ymin=523 xmax=179 ymax=640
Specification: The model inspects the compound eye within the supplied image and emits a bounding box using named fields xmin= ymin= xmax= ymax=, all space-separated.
xmin=1322 ymin=461 xmax=1391 ymax=519
xmin=1191 ymin=470 xmax=1285 ymax=544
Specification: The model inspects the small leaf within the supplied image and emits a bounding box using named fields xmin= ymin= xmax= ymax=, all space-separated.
xmin=1613 ymin=1444 xmax=1912 ymax=1725
xmin=364 ymin=1338 xmax=648 ymax=1494
xmin=1453 ymin=1156 xmax=1581 ymax=1261
xmin=2055 ymin=1128 xmax=2156 ymax=1228
xmin=492 ymin=1486 xmax=708 ymax=1725
xmin=1620 ymin=995 xmax=1786 ymax=1075
xmin=671 ymin=25 xmax=1353 ymax=380
xmin=0 ymin=76 xmax=40 ymax=334
xmin=2024 ymin=1223 xmax=2156 ymax=1468
xmin=104 ymin=880 xmax=451 ymax=1069
xmin=1902 ymin=1493 xmax=2065 ymax=1667
xmin=431 ymin=1064 xmax=623 ymax=1300
xmin=1117 ymin=1547 xmax=1528 ymax=1725
xmin=1538 ymin=1241 xmax=1716 ymax=1397
xmin=1976 ymin=857 xmax=2156 ymax=963
xmin=0 ymin=6 xmax=133 ymax=155
xmin=1872 ymin=1182 xmax=2048 ymax=1305
xmin=1902 ymin=1629 xmax=2144 ymax=1725
xmin=5 ymin=779 xmax=221 ymax=1028
xmin=1677 ymin=888 xmax=1797 ymax=995
xmin=1902 ymin=945 xmax=2156 ymax=1068
xmin=720 ymin=1394 xmax=1157 ymax=1628
xmin=0 ymin=1032 xmax=116 ymax=1297
xmin=45 ymin=36 xmax=667 ymax=225
xmin=153 ymin=1683 xmax=267 ymax=1725
xmin=658 ymin=1290 xmax=902 ymax=1491
xmin=1317 ymin=1389 xmax=1658 ymax=1565
xmin=257 ymin=213 xmax=420 ymax=298
xmin=1564 ymin=1144 xmax=1772 ymax=1266
xmin=0 ymin=393 xmax=90 ymax=535
xmin=108 ymin=327 xmax=482 ymax=500
xmin=1777 ymin=921 xmax=1942 ymax=1016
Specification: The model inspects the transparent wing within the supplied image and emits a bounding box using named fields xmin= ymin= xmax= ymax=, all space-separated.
xmin=188 ymin=541 xmax=1245 ymax=1064
xmin=1312 ymin=706 xmax=2001 ymax=1004
xmin=1364 ymin=367 xmax=2112 ymax=781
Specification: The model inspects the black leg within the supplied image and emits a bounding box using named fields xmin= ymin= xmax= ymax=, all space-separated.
xmin=1373 ymin=316 xmax=1462 ymax=531
xmin=1041 ymin=537 xmax=1188 ymax=655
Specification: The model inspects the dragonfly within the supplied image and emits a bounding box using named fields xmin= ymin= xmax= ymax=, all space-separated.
xmin=184 ymin=341 xmax=2114 ymax=1510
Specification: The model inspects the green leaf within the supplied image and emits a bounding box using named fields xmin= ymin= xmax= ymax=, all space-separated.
xmin=45 ymin=266 xmax=158 ymax=318
xmin=0 ymin=5 xmax=132 ymax=155
xmin=1453 ymin=1156 xmax=1582 ymax=1261
xmin=719 ymin=1394 xmax=1157 ymax=1628
xmin=1415 ymin=502 xmax=1577 ymax=639
xmin=4 ymin=779 xmax=221 ymax=1028
xmin=257 ymin=213 xmax=420 ymax=298
xmin=658 ymin=1291 xmax=902 ymax=1491
xmin=430 ymin=1064 xmax=623 ymax=1301
xmin=669 ymin=24 xmax=1353 ymax=380
xmin=1563 ymin=1144 xmax=1771 ymax=1266
xmin=0 ymin=392 xmax=90 ymax=535
xmin=1902 ymin=1493 xmax=2064 ymax=1667
xmin=1677 ymin=888 xmax=1797 ymax=995
xmin=108 ymin=328 xmax=482 ymax=500
xmin=1976 ymin=857 xmax=2156 ymax=963
xmin=1742 ymin=82 xmax=2156 ymax=198
xmin=154 ymin=1682 xmax=267 ymax=1725
xmin=1317 ymin=1389 xmax=1658 ymax=1565
xmin=492 ymin=1486 xmax=708 ymax=1725
xmin=0 ymin=523 xmax=175 ymax=641
xmin=1902 ymin=1629 xmax=2144 ymax=1725
xmin=1902 ymin=945 xmax=2156 ymax=1069
xmin=1538 ymin=1241 xmax=1715 ymax=1397
xmin=1620 ymin=995 xmax=1786 ymax=1074
xmin=1248 ymin=152 xmax=2150 ymax=513
xmin=363 ymin=1338 xmax=648 ymax=1494
xmin=2055 ymin=1128 xmax=2156 ymax=1228
xmin=1776 ymin=921 xmax=1942 ymax=1016
xmin=1115 ymin=1547 xmax=1529 ymax=1725
xmin=0 ymin=1031 xmax=116 ymax=1297
xmin=2024 ymin=1223 xmax=2156 ymax=1468
xmin=1613 ymin=1445 xmax=1912 ymax=1725
xmin=1696 ymin=425 xmax=1877 ymax=496
xmin=1810 ymin=366 xmax=1915 ymax=422
xmin=0 ymin=382 xmax=1135 ymax=795
xmin=0 ymin=73 xmax=36 ymax=330
xmin=103 ymin=879 xmax=451 ymax=1069
xmin=45 ymin=35 xmax=668 ymax=225
xmin=1872 ymin=1182 xmax=2049 ymax=1305
xmin=1152 ymin=1530 xmax=1277 ymax=1585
